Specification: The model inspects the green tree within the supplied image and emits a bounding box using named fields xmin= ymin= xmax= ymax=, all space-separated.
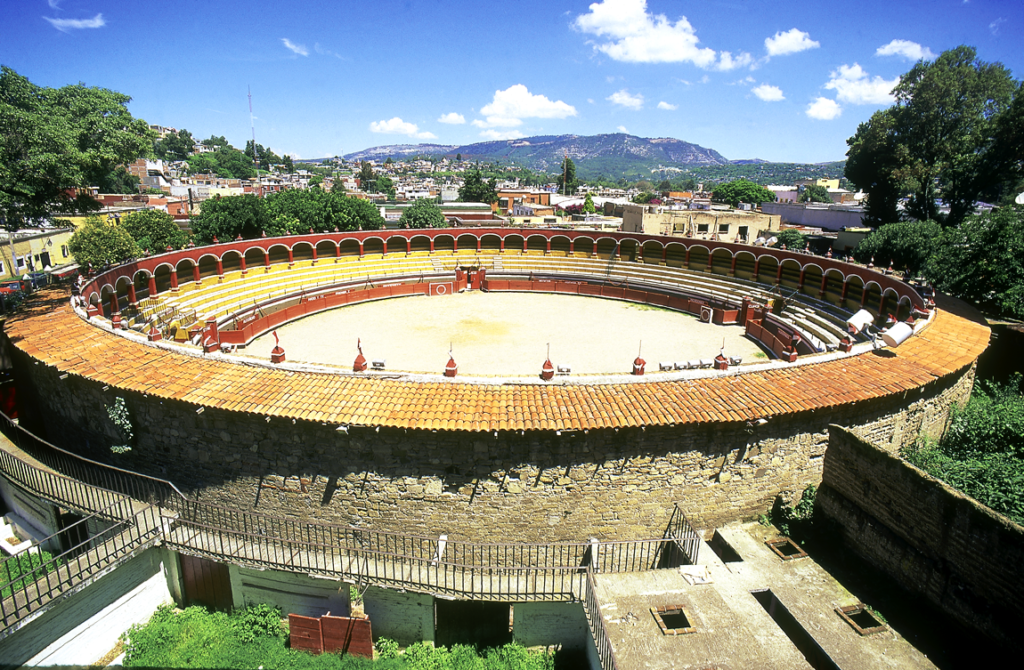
xmin=153 ymin=128 xmax=194 ymax=161
xmin=799 ymin=184 xmax=832 ymax=203
xmin=853 ymin=220 xmax=942 ymax=277
xmin=399 ymin=199 xmax=448 ymax=228
xmin=455 ymin=152 xmax=462 ymax=161
xmin=95 ymin=167 xmax=141 ymax=194
xmin=357 ymin=162 xmax=374 ymax=190
xmin=281 ymin=155 xmax=294 ymax=173
xmin=308 ymin=174 xmax=323 ymax=189
xmin=926 ymin=205 xmax=1024 ymax=319
xmin=556 ymin=156 xmax=578 ymax=195
xmin=583 ymin=192 xmax=596 ymax=214
xmin=0 ymin=67 xmax=153 ymax=230
xmin=186 ymin=146 xmax=256 ymax=179
xmin=200 ymin=135 xmax=228 ymax=148
xmin=845 ymin=46 xmax=1019 ymax=227
xmin=330 ymin=179 xmax=346 ymax=194
xmin=458 ymin=170 xmax=498 ymax=204
xmin=265 ymin=189 xmax=384 ymax=233
xmin=68 ymin=215 xmax=140 ymax=269
xmin=657 ymin=179 xmax=672 ymax=191
xmin=772 ymin=229 xmax=805 ymax=250
xmin=375 ymin=174 xmax=396 ymax=199
xmin=712 ymin=180 xmax=777 ymax=208
xmin=190 ymin=195 xmax=275 ymax=244
xmin=119 ymin=209 xmax=189 ymax=253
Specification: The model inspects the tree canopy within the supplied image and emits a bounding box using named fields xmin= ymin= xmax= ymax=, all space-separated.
xmin=583 ymin=193 xmax=596 ymax=214
xmin=186 ymin=146 xmax=256 ymax=179
xmin=925 ymin=205 xmax=1024 ymax=319
xmin=845 ymin=46 xmax=1021 ymax=227
xmin=799 ymin=184 xmax=832 ymax=203
xmin=0 ymin=67 xmax=153 ymax=229
xmin=458 ymin=170 xmax=497 ymax=204
xmin=119 ymin=209 xmax=189 ymax=254
xmin=556 ymin=157 xmax=578 ymax=195
xmin=68 ymin=215 xmax=140 ymax=269
xmin=853 ymin=220 xmax=943 ymax=277
xmin=712 ymin=180 xmax=776 ymax=208
xmin=153 ymin=129 xmax=195 ymax=161
xmin=399 ymin=199 xmax=448 ymax=228
xmin=771 ymin=229 xmax=805 ymax=250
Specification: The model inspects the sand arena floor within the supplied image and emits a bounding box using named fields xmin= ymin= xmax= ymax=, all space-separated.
xmin=244 ymin=292 xmax=767 ymax=377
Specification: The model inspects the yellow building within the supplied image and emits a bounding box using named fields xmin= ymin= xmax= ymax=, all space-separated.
xmin=0 ymin=228 xmax=77 ymax=281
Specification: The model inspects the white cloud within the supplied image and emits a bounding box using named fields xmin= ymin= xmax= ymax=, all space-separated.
xmin=607 ymin=89 xmax=644 ymax=110
xmin=875 ymin=39 xmax=936 ymax=61
xmin=715 ymin=51 xmax=753 ymax=71
xmin=369 ymin=117 xmax=436 ymax=139
xmin=824 ymin=63 xmax=897 ymax=104
xmin=657 ymin=101 xmax=677 ymax=110
xmin=281 ymin=38 xmax=308 ymax=56
xmin=990 ymin=18 xmax=1006 ymax=35
xmin=479 ymin=129 xmax=525 ymax=140
xmin=806 ymin=97 xmax=842 ymax=120
xmin=473 ymin=84 xmax=577 ymax=128
xmin=752 ymin=84 xmax=784 ymax=101
xmin=574 ymin=0 xmax=751 ymax=70
xmin=47 ymin=0 xmax=61 ymax=8
xmin=764 ymin=28 xmax=819 ymax=56
xmin=314 ymin=43 xmax=344 ymax=59
xmin=617 ymin=125 xmax=629 ymax=133
xmin=44 ymin=13 xmax=104 ymax=32
xmin=587 ymin=98 xmax=595 ymax=104
xmin=437 ymin=112 xmax=466 ymax=125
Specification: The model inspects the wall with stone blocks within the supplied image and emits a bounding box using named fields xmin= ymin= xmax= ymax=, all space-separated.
xmin=0 ymin=547 xmax=173 ymax=667
xmin=817 ymin=425 xmax=1024 ymax=649
xmin=513 ymin=602 xmax=589 ymax=649
xmin=11 ymin=346 xmax=974 ymax=542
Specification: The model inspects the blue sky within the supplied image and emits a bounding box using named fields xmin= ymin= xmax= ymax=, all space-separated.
xmin=3 ymin=0 xmax=1022 ymax=164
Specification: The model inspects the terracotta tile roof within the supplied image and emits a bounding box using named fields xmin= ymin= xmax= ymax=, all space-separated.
xmin=4 ymin=291 xmax=989 ymax=432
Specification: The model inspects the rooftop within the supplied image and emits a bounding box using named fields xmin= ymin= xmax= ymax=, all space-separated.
xmin=4 ymin=290 xmax=988 ymax=432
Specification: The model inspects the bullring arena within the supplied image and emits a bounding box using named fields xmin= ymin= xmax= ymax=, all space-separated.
xmin=0 ymin=227 xmax=995 ymax=668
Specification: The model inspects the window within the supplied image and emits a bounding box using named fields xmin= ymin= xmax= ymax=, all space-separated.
xmin=718 ymin=224 xmax=729 ymax=234
xmin=697 ymin=224 xmax=709 ymax=233
xmin=0 ymin=261 xmax=4 ymax=275
xmin=63 ymin=245 xmax=69 ymax=258
xmin=738 ymin=226 xmax=749 ymax=241
xmin=16 ymin=257 xmax=25 ymax=269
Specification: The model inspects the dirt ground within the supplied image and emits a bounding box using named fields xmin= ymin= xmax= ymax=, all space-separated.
xmin=245 ymin=292 xmax=766 ymax=376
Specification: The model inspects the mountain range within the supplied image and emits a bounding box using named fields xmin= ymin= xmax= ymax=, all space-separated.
xmin=340 ymin=133 xmax=735 ymax=179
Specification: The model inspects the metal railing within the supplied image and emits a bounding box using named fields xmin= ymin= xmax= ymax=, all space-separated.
xmin=0 ymin=486 xmax=162 ymax=634
xmin=583 ymin=566 xmax=619 ymax=670
xmin=0 ymin=414 xmax=702 ymax=626
xmin=666 ymin=503 xmax=701 ymax=566
xmin=0 ymin=414 xmax=186 ymax=509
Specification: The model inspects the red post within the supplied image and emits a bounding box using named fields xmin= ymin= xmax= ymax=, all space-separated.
xmin=798 ymin=267 xmax=807 ymax=291
xmin=287 ymin=248 xmax=294 ymax=266
xmin=453 ymin=237 xmax=459 ymax=253
xmin=264 ymin=251 xmax=271 ymax=270
xmin=240 ymin=255 xmax=247 ymax=275
xmin=430 ymin=238 xmax=435 ymax=253
xmin=500 ymin=237 xmax=505 ymax=252
xmin=753 ymin=258 xmax=760 ymax=281
xmin=193 ymin=265 xmax=201 ymax=283
xmin=820 ymin=274 xmax=828 ymax=298
xmin=545 ymin=239 xmax=551 ymax=254
xmin=661 ymin=246 xmax=667 ymax=264
xmin=730 ymin=255 xmax=737 ymax=276
xmin=358 ymin=242 xmax=364 ymax=258
xmin=406 ymin=239 xmax=411 ymax=255
xmin=476 ymin=236 xmax=481 ymax=252
xmin=127 ymin=283 xmax=137 ymax=305
xmin=776 ymin=263 xmax=783 ymax=283
xmin=382 ymin=239 xmax=388 ymax=255
xmin=148 ymin=275 xmax=158 ymax=297
xmin=169 ymin=269 xmax=178 ymax=290
xmin=311 ymin=247 xmax=318 ymax=264
xmin=216 ymin=259 xmax=224 ymax=276
xmin=522 ymin=238 xmax=528 ymax=253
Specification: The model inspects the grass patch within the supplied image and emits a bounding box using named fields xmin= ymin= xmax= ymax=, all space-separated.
xmin=625 ymin=302 xmax=675 ymax=313
xmin=124 ymin=604 xmax=561 ymax=669
xmin=1 ymin=549 xmax=60 ymax=598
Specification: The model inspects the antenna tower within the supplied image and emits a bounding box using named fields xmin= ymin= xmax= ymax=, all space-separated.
xmin=248 ymin=86 xmax=261 ymax=197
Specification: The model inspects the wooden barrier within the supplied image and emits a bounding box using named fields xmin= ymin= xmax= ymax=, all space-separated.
xmin=288 ymin=613 xmax=373 ymax=658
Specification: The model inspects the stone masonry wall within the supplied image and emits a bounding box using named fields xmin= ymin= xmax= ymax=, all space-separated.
xmin=817 ymin=426 xmax=1024 ymax=650
xmin=11 ymin=346 xmax=975 ymax=543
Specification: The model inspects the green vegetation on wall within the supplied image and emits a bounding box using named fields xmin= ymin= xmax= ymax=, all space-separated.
xmin=903 ymin=374 xmax=1024 ymax=526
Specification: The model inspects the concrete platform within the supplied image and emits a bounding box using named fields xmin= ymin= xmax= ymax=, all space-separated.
xmin=593 ymin=522 xmax=936 ymax=670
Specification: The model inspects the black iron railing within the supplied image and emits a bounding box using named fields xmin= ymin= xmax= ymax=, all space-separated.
xmin=0 ymin=414 xmax=700 ymax=633
xmin=583 ymin=565 xmax=619 ymax=670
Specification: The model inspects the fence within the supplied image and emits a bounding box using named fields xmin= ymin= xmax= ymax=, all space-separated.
xmin=0 ymin=479 xmax=162 ymax=633
xmin=583 ymin=566 xmax=619 ymax=670
xmin=0 ymin=414 xmax=702 ymax=633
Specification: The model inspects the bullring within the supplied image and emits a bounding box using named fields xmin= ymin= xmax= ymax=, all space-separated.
xmin=4 ymin=228 xmax=989 ymax=543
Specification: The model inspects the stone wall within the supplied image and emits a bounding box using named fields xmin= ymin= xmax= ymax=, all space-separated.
xmin=11 ymin=346 xmax=975 ymax=543
xmin=817 ymin=426 xmax=1024 ymax=650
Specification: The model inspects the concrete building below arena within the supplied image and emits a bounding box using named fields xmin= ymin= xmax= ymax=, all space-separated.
xmin=621 ymin=203 xmax=780 ymax=242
